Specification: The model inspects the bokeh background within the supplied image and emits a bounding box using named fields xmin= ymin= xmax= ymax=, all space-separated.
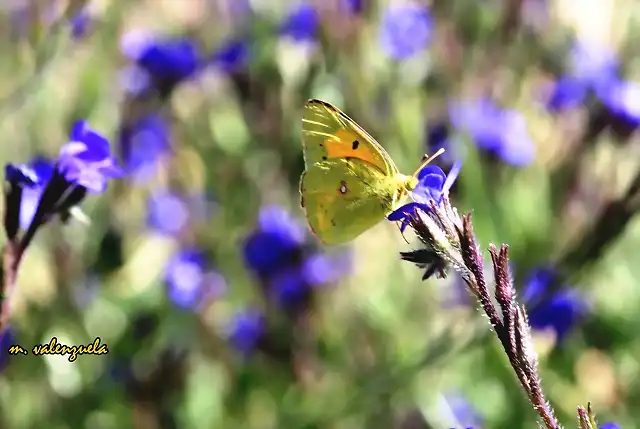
xmin=0 ymin=0 xmax=639 ymax=428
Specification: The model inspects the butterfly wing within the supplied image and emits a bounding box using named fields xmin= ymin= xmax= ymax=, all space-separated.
xmin=299 ymin=158 xmax=401 ymax=245
xmin=301 ymin=99 xmax=399 ymax=176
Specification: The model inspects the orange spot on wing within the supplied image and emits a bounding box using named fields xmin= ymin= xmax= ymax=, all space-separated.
xmin=324 ymin=129 xmax=380 ymax=167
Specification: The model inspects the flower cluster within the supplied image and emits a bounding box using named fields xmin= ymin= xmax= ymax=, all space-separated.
xmin=1 ymin=120 xmax=123 ymax=333
xmin=545 ymin=39 xmax=640 ymax=136
xmin=229 ymin=205 xmax=350 ymax=355
xmin=142 ymin=187 xmax=223 ymax=310
xmin=163 ymin=247 xmax=226 ymax=310
xmin=522 ymin=266 xmax=588 ymax=342
xmin=426 ymin=100 xmax=535 ymax=167
xmin=3 ymin=120 xmax=123 ymax=250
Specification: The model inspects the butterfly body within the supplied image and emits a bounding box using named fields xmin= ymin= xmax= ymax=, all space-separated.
xmin=299 ymin=99 xmax=437 ymax=245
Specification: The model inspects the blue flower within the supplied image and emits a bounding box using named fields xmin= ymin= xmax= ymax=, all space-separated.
xmin=5 ymin=160 xmax=45 ymax=188
xmin=388 ymin=161 xmax=462 ymax=232
xmin=227 ymin=308 xmax=265 ymax=355
xmin=3 ymin=122 xmax=121 ymax=248
xmin=546 ymin=76 xmax=589 ymax=112
xmin=269 ymin=267 xmax=307 ymax=310
xmin=569 ymin=40 xmax=618 ymax=88
xmin=599 ymin=423 xmax=622 ymax=429
xmin=597 ymin=79 xmax=640 ymax=128
xmin=522 ymin=267 xmax=587 ymax=341
xmin=266 ymin=253 xmax=351 ymax=310
xmin=302 ymin=252 xmax=351 ymax=285
xmin=545 ymin=40 xmax=619 ymax=112
xmin=280 ymin=3 xmax=319 ymax=42
xmin=119 ymin=114 xmax=171 ymax=182
xmin=211 ymin=39 xmax=249 ymax=73
xmin=121 ymin=32 xmax=201 ymax=96
xmin=69 ymin=7 xmax=92 ymax=39
xmin=440 ymin=392 xmax=483 ymax=429
xmin=379 ymin=2 xmax=432 ymax=61
xmin=546 ymin=38 xmax=640 ymax=133
xmin=449 ymin=99 xmax=535 ymax=166
xmin=0 ymin=328 xmax=16 ymax=371
xmin=13 ymin=157 xmax=54 ymax=231
xmin=146 ymin=191 xmax=190 ymax=236
xmin=426 ymin=121 xmax=450 ymax=151
xmin=147 ymin=190 xmax=213 ymax=236
xmin=58 ymin=120 xmax=124 ymax=193
xmin=164 ymin=248 xmax=225 ymax=309
xmin=425 ymin=120 xmax=459 ymax=166
xmin=243 ymin=205 xmax=350 ymax=312
xmin=243 ymin=205 xmax=306 ymax=278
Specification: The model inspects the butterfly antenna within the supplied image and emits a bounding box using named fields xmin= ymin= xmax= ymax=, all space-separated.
xmin=413 ymin=148 xmax=446 ymax=178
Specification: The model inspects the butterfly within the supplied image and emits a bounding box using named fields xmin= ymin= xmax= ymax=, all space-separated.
xmin=299 ymin=99 xmax=444 ymax=244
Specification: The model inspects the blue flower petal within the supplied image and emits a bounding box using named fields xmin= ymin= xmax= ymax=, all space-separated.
xmin=243 ymin=230 xmax=299 ymax=277
xmin=58 ymin=121 xmax=124 ymax=193
xmin=449 ymin=99 xmax=534 ymax=166
xmin=280 ymin=3 xmax=319 ymax=42
xmin=164 ymin=248 xmax=207 ymax=309
xmin=147 ymin=191 xmax=190 ymax=236
xmin=228 ymin=308 xmax=264 ymax=355
xmin=388 ymin=161 xmax=461 ymax=231
xmin=413 ymin=165 xmax=446 ymax=204
xmin=302 ymin=252 xmax=351 ymax=285
xmin=442 ymin=160 xmax=462 ymax=194
xmin=258 ymin=205 xmax=306 ymax=245
xmin=523 ymin=267 xmax=587 ymax=341
xmin=212 ymin=39 xmax=249 ymax=73
xmin=242 ymin=206 xmax=306 ymax=277
xmin=270 ymin=268 xmax=307 ymax=309
xmin=388 ymin=202 xmax=428 ymax=232
xmin=546 ymin=76 xmax=588 ymax=111
xmin=120 ymin=32 xmax=201 ymax=94
xmin=379 ymin=2 xmax=432 ymax=61
xmin=426 ymin=121 xmax=450 ymax=153
xmin=599 ymin=79 xmax=640 ymax=126
xmin=137 ymin=38 xmax=200 ymax=82
xmin=0 ymin=328 xmax=16 ymax=371
xmin=5 ymin=164 xmax=39 ymax=187
xmin=569 ymin=40 xmax=619 ymax=86
xmin=119 ymin=114 xmax=171 ymax=182
xmin=69 ymin=7 xmax=92 ymax=39
xmin=599 ymin=423 xmax=622 ymax=429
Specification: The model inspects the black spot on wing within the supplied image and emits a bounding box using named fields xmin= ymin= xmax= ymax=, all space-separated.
xmin=330 ymin=219 xmax=337 ymax=226
xmin=338 ymin=180 xmax=348 ymax=195
xmin=322 ymin=156 xmax=327 ymax=160
xmin=352 ymin=140 xmax=359 ymax=150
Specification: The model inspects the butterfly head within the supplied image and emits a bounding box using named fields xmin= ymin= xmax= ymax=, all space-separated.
xmin=401 ymin=175 xmax=420 ymax=192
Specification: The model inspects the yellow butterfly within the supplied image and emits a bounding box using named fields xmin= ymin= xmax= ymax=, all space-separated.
xmin=299 ymin=99 xmax=444 ymax=245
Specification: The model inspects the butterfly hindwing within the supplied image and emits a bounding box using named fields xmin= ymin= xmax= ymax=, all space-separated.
xmin=301 ymin=99 xmax=398 ymax=176
xmin=299 ymin=158 xmax=399 ymax=245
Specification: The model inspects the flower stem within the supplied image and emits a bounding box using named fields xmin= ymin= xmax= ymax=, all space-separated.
xmin=0 ymin=241 xmax=21 ymax=334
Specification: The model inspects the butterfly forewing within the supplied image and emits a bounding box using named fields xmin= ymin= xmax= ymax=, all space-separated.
xmin=301 ymin=99 xmax=398 ymax=176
